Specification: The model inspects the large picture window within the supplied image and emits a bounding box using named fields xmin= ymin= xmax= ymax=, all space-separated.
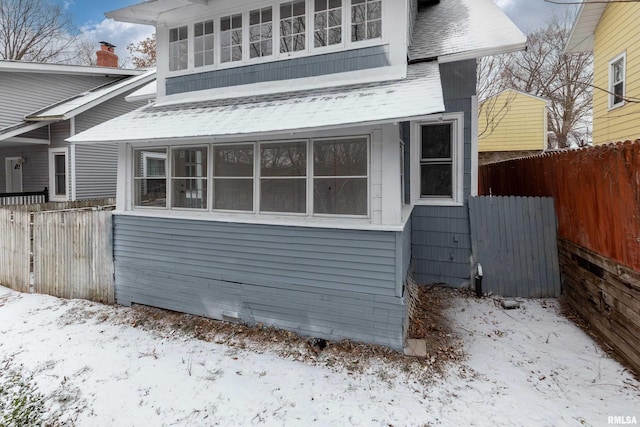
xmin=134 ymin=148 xmax=167 ymax=208
xmin=133 ymin=137 xmax=369 ymax=217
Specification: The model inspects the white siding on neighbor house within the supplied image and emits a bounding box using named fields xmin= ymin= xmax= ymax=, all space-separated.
xmin=0 ymin=73 xmax=118 ymax=129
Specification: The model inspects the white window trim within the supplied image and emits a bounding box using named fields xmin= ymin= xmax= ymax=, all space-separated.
xmin=135 ymin=148 xmax=168 ymax=210
xmin=410 ymin=112 xmax=464 ymax=206
xmin=608 ymin=51 xmax=626 ymax=110
xmin=170 ymin=145 xmax=209 ymax=211
xmin=165 ymin=0 xmax=386 ymax=76
xmin=49 ymin=147 xmax=69 ymax=202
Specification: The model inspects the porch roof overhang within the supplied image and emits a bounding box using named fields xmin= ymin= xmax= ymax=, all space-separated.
xmin=68 ymin=62 xmax=445 ymax=144
xmin=105 ymin=0 xmax=206 ymax=25
xmin=0 ymin=121 xmax=51 ymax=145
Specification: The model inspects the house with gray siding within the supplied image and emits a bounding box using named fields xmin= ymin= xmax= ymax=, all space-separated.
xmin=0 ymin=54 xmax=155 ymax=202
xmin=70 ymin=0 xmax=525 ymax=350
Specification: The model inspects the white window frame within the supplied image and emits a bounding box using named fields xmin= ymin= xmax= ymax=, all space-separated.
xmin=131 ymin=136 xmax=371 ymax=219
xmin=312 ymin=0 xmax=344 ymax=50
xmin=169 ymin=25 xmax=189 ymax=72
xmin=170 ymin=145 xmax=209 ymax=210
xmin=410 ymin=113 xmax=464 ymax=206
xmin=609 ymin=51 xmax=626 ymax=110
xmin=164 ymin=0 xmax=385 ymax=75
xmin=49 ymin=147 xmax=69 ymax=202
xmin=212 ymin=142 xmax=256 ymax=213
xmin=193 ymin=19 xmax=215 ymax=68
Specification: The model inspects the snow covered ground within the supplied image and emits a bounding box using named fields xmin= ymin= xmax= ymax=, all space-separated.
xmin=0 ymin=285 xmax=638 ymax=426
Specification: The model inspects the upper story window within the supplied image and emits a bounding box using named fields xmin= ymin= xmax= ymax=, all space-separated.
xmin=194 ymin=20 xmax=214 ymax=67
xmin=250 ymin=7 xmax=274 ymax=58
xmin=609 ymin=52 xmax=626 ymax=109
xmin=314 ymin=0 xmax=342 ymax=48
xmin=165 ymin=0 xmax=384 ymax=73
xmin=220 ymin=14 xmax=243 ymax=63
xmin=280 ymin=0 xmax=307 ymax=53
xmin=169 ymin=25 xmax=188 ymax=71
xmin=351 ymin=0 xmax=381 ymax=41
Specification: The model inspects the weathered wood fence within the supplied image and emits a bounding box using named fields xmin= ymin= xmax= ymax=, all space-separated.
xmin=479 ymin=141 xmax=640 ymax=375
xmin=0 ymin=199 xmax=115 ymax=303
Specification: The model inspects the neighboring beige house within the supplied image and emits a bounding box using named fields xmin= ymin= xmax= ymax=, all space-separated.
xmin=566 ymin=1 xmax=640 ymax=144
xmin=478 ymin=89 xmax=548 ymax=164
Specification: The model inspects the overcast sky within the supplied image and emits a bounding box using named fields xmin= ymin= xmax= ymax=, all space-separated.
xmin=56 ymin=0 xmax=582 ymax=63
xmin=495 ymin=0 xmax=580 ymax=33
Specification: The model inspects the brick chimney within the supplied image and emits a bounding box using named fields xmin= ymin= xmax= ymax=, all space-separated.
xmin=96 ymin=41 xmax=118 ymax=68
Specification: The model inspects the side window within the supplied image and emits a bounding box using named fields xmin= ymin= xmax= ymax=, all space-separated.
xmin=169 ymin=26 xmax=188 ymax=71
xmin=351 ymin=0 xmax=382 ymax=42
xmin=213 ymin=144 xmax=254 ymax=211
xmin=609 ymin=53 xmax=625 ymax=108
xmin=49 ymin=148 xmax=68 ymax=201
xmin=280 ymin=0 xmax=306 ymax=53
xmin=194 ymin=20 xmax=214 ymax=68
xmin=420 ymin=123 xmax=453 ymax=198
xmin=171 ymin=147 xmax=208 ymax=209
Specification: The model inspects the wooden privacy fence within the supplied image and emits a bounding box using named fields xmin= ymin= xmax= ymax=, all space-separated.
xmin=469 ymin=196 xmax=561 ymax=298
xmin=0 ymin=199 xmax=115 ymax=303
xmin=479 ymin=142 xmax=640 ymax=272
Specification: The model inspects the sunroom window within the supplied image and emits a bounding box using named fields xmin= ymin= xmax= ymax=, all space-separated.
xmin=250 ymin=7 xmax=273 ymax=59
xmin=213 ymin=144 xmax=254 ymax=211
xmin=221 ymin=14 xmax=243 ymax=63
xmin=280 ymin=0 xmax=306 ymax=53
xmin=169 ymin=26 xmax=188 ymax=71
xmin=171 ymin=147 xmax=208 ymax=209
xmin=351 ymin=0 xmax=382 ymax=42
xmin=260 ymin=141 xmax=307 ymax=213
xmin=314 ymin=0 xmax=342 ymax=48
xmin=313 ymin=137 xmax=367 ymax=215
xmin=134 ymin=148 xmax=167 ymax=207
xmin=194 ymin=20 xmax=214 ymax=67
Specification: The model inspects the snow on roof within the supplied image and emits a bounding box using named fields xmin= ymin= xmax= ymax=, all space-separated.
xmin=26 ymin=69 xmax=156 ymax=121
xmin=125 ymin=80 xmax=157 ymax=103
xmin=564 ymin=1 xmax=609 ymax=53
xmin=68 ymin=62 xmax=444 ymax=144
xmin=0 ymin=60 xmax=142 ymax=77
xmin=409 ymin=0 xmax=526 ymax=63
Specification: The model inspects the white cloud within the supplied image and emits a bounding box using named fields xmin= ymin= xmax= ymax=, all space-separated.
xmin=80 ymin=18 xmax=154 ymax=63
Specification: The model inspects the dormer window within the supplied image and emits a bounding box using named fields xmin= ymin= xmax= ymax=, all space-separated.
xmin=351 ymin=0 xmax=381 ymax=41
xmin=280 ymin=0 xmax=306 ymax=53
xmin=220 ymin=14 xmax=243 ymax=63
xmin=169 ymin=25 xmax=188 ymax=71
xmin=165 ymin=0 xmax=384 ymax=73
xmin=194 ymin=20 xmax=214 ymax=67
xmin=314 ymin=0 xmax=342 ymax=47
xmin=250 ymin=7 xmax=274 ymax=59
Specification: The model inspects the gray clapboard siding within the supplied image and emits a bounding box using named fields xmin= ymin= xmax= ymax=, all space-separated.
xmin=0 ymin=145 xmax=49 ymax=192
xmin=0 ymin=72 xmax=117 ymax=129
xmin=74 ymin=93 xmax=146 ymax=199
xmin=166 ymin=46 xmax=390 ymax=95
xmin=113 ymin=215 xmax=407 ymax=349
xmin=469 ymin=196 xmax=561 ymax=298
xmin=409 ymin=60 xmax=476 ymax=287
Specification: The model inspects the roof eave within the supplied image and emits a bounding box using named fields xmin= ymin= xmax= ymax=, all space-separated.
xmin=564 ymin=1 xmax=608 ymax=54
xmin=435 ymin=40 xmax=527 ymax=64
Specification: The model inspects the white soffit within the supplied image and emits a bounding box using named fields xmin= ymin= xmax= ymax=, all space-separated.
xmin=565 ymin=1 xmax=608 ymax=53
xmin=409 ymin=0 xmax=526 ymax=62
xmin=68 ymin=62 xmax=444 ymax=144
xmin=106 ymin=0 xmax=201 ymax=25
